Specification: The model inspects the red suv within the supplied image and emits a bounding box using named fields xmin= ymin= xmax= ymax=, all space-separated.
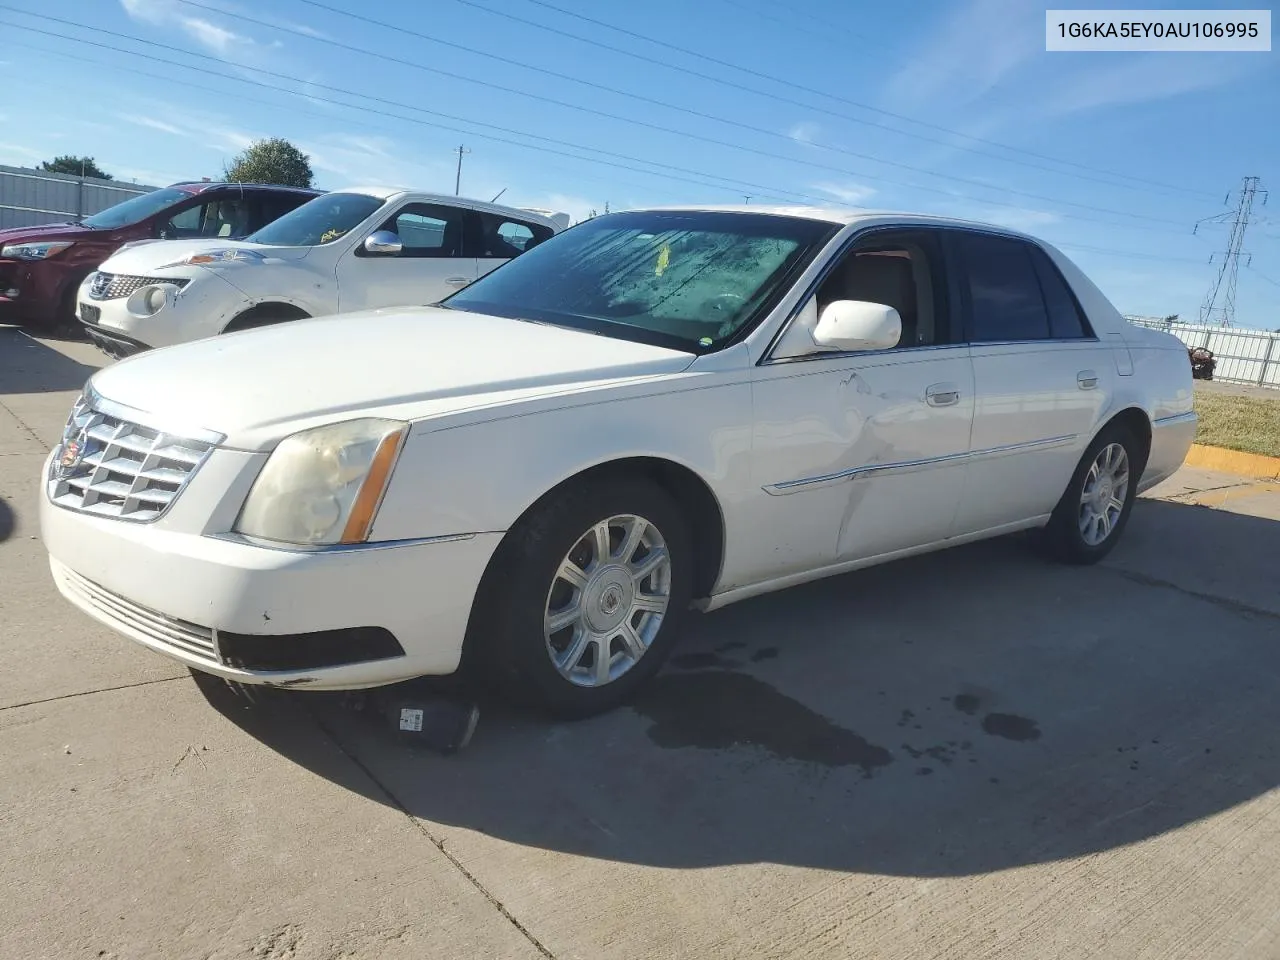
xmin=0 ymin=181 xmax=319 ymax=333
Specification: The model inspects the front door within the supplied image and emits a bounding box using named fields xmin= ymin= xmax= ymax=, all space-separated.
xmin=335 ymin=201 xmax=478 ymax=312
xmin=743 ymin=228 xmax=975 ymax=588
xmin=947 ymin=230 xmax=1113 ymax=533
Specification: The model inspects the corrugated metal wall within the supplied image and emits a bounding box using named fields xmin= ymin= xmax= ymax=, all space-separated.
xmin=0 ymin=164 xmax=160 ymax=230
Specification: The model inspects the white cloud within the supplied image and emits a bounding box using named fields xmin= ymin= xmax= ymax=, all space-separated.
xmin=0 ymin=142 xmax=44 ymax=165
xmin=788 ymin=122 xmax=821 ymax=145
xmin=812 ymin=181 xmax=877 ymax=206
xmin=177 ymin=16 xmax=247 ymax=55
xmin=1046 ymin=55 xmax=1253 ymax=116
xmin=521 ymin=193 xmax=596 ymax=226
xmin=884 ymin=0 xmax=1041 ymax=108
xmin=945 ymin=204 xmax=1062 ymax=231
xmin=121 ymin=0 xmax=259 ymax=59
xmin=117 ymin=113 xmax=187 ymax=137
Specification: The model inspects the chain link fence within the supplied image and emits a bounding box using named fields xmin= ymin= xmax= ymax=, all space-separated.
xmin=1126 ymin=316 xmax=1280 ymax=389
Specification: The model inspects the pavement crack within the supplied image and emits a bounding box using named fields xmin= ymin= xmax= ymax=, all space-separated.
xmin=1102 ymin=565 xmax=1280 ymax=622
xmin=0 ymin=675 xmax=187 ymax=712
xmin=0 ymin=396 xmax=52 ymax=451
xmin=313 ymin=716 xmax=557 ymax=960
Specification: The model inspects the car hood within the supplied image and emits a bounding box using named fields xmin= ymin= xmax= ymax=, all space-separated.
xmin=0 ymin=222 xmax=95 ymax=247
xmin=88 ymin=306 xmax=697 ymax=450
xmin=100 ymin=238 xmax=311 ymax=275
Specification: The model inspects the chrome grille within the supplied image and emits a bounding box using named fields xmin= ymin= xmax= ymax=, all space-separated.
xmin=88 ymin=272 xmax=189 ymax=301
xmin=47 ymin=393 xmax=217 ymax=522
xmin=56 ymin=562 xmax=219 ymax=666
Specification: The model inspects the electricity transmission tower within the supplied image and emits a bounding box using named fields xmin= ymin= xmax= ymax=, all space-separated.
xmin=1194 ymin=176 xmax=1268 ymax=327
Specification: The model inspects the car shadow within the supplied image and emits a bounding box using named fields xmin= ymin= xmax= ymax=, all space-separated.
xmin=197 ymin=496 xmax=1280 ymax=877
xmin=0 ymin=496 xmax=13 ymax=543
xmin=0 ymin=326 xmax=100 ymax=395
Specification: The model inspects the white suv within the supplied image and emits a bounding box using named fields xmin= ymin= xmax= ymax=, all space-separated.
xmin=76 ymin=187 xmax=568 ymax=358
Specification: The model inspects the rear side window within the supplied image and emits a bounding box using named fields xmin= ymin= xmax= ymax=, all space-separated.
xmin=1030 ymin=246 xmax=1091 ymax=339
xmin=473 ymin=211 xmax=555 ymax=258
xmin=956 ymin=232 xmax=1050 ymax=342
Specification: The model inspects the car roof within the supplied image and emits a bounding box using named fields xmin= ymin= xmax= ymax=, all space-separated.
xmin=626 ymin=203 xmax=1042 ymax=241
xmin=330 ymin=186 xmax=564 ymax=228
xmin=168 ymin=181 xmax=322 ymax=196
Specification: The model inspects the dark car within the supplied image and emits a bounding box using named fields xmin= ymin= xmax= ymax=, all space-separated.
xmin=0 ymin=181 xmax=320 ymax=333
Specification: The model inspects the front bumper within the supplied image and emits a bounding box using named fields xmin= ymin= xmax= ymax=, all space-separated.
xmin=40 ymin=453 xmax=503 ymax=689
xmin=80 ymin=313 xmax=151 ymax=359
xmin=76 ymin=269 xmax=247 ymax=352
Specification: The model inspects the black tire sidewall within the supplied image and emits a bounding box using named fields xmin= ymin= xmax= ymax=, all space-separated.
xmin=1046 ymin=424 xmax=1140 ymax=563
xmin=473 ymin=476 xmax=693 ymax=719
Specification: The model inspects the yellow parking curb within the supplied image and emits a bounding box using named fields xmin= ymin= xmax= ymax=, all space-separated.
xmin=1184 ymin=443 xmax=1280 ymax=480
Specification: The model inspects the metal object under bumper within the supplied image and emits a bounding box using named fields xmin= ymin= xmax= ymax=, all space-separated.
xmin=81 ymin=316 xmax=151 ymax=360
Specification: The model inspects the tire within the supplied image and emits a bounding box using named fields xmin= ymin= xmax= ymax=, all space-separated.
xmin=1040 ymin=424 xmax=1140 ymax=565
xmin=465 ymin=476 xmax=693 ymax=719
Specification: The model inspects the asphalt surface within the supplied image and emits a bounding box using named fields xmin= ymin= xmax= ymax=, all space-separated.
xmin=3 ymin=326 xmax=1280 ymax=960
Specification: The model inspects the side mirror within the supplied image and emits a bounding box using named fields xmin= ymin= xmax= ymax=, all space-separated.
xmin=812 ymin=299 xmax=902 ymax=352
xmin=363 ymin=231 xmax=403 ymax=255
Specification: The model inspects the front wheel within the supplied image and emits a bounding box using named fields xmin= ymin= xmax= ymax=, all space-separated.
xmin=467 ymin=477 xmax=692 ymax=719
xmin=1040 ymin=425 xmax=1140 ymax=564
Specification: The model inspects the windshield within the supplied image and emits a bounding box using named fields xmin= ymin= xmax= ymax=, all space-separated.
xmin=245 ymin=192 xmax=385 ymax=247
xmin=443 ymin=210 xmax=838 ymax=352
xmin=80 ymin=187 xmax=195 ymax=229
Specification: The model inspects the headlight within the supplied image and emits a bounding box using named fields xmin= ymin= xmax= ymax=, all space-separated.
xmin=234 ymin=418 xmax=408 ymax=546
xmin=1 ymin=241 xmax=74 ymax=260
xmin=126 ymin=284 xmax=175 ymax=318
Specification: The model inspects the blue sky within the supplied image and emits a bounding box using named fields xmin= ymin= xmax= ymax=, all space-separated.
xmin=0 ymin=0 xmax=1277 ymax=325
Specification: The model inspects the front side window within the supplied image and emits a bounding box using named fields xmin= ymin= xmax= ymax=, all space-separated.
xmin=443 ymin=210 xmax=837 ymax=353
xmin=81 ymin=187 xmax=195 ymax=229
xmin=815 ymin=230 xmax=949 ymax=348
xmin=370 ymin=203 xmax=466 ymax=258
xmin=956 ymin=232 xmax=1052 ymax=343
xmin=245 ymin=192 xmax=385 ymax=247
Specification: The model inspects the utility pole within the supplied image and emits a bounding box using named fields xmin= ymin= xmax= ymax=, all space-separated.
xmin=1194 ymin=176 xmax=1268 ymax=327
xmin=453 ymin=144 xmax=471 ymax=196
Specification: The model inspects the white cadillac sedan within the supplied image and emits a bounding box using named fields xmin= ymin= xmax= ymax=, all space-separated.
xmin=40 ymin=206 xmax=1196 ymax=718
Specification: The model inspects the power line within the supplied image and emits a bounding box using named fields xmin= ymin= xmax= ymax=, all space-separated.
xmin=175 ymin=0 xmax=1188 ymax=227
xmin=3 ymin=36 xmax=1215 ymax=274
xmin=442 ymin=0 xmax=1215 ymax=201
xmin=11 ymin=1 xmax=1178 ymax=232
xmin=0 ymin=25 xmax=851 ymax=207
xmin=1248 ymin=265 xmax=1280 ymax=290
xmin=1054 ymin=243 xmax=1207 ymax=264
xmin=0 ymin=18 xmax=1201 ymax=245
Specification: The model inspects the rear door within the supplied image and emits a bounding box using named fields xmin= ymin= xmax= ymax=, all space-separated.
xmin=947 ymin=230 xmax=1112 ymax=534
xmin=468 ymin=210 xmax=556 ymax=281
xmin=334 ymin=201 xmax=478 ymax=311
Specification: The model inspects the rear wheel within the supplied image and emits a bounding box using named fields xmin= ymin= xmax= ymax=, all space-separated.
xmin=466 ymin=476 xmax=692 ymax=719
xmin=1040 ymin=424 xmax=1140 ymax=564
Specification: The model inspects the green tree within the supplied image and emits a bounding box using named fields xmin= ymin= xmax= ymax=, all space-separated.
xmin=39 ymin=155 xmax=112 ymax=180
xmin=224 ymin=138 xmax=314 ymax=188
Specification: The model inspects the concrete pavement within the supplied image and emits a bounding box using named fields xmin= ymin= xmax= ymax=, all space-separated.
xmin=3 ymin=326 xmax=1280 ymax=960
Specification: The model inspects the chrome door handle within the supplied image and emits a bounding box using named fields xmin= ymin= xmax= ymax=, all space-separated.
xmin=1077 ymin=370 xmax=1098 ymax=390
xmin=925 ymin=384 xmax=960 ymax=407
xmin=444 ymin=276 xmax=471 ymax=286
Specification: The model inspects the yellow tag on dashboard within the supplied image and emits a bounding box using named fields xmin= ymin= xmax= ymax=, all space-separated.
xmin=655 ymin=244 xmax=670 ymax=276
